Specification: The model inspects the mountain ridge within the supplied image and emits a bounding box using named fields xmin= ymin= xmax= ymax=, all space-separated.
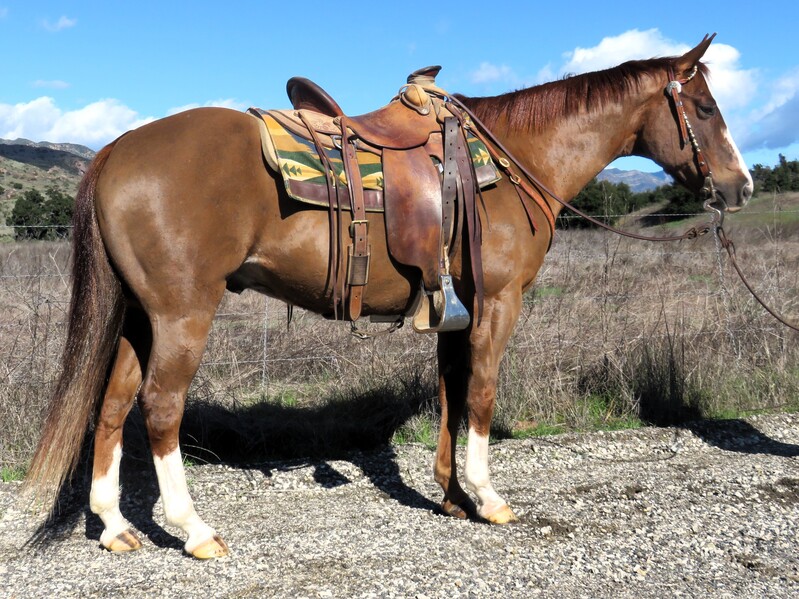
xmin=597 ymin=168 xmax=672 ymax=192
xmin=0 ymin=137 xmax=96 ymax=160
xmin=0 ymin=138 xmax=95 ymax=198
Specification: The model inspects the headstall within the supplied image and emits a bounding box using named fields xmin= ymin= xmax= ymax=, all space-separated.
xmin=665 ymin=64 xmax=723 ymax=226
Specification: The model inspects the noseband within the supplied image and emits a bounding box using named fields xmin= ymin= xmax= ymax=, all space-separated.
xmin=665 ymin=65 xmax=723 ymax=226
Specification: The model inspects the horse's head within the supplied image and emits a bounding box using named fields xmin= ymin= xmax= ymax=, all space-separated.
xmin=636 ymin=34 xmax=753 ymax=212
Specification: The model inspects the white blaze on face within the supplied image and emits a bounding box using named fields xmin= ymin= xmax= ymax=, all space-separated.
xmin=722 ymin=122 xmax=753 ymax=204
xmin=152 ymin=447 xmax=217 ymax=553
xmin=464 ymin=427 xmax=507 ymax=518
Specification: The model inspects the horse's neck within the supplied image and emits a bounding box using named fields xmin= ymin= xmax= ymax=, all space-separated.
xmin=497 ymin=83 xmax=657 ymax=209
xmin=511 ymin=108 xmax=641 ymax=206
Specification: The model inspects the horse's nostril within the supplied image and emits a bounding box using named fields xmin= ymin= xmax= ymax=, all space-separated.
xmin=741 ymin=182 xmax=753 ymax=205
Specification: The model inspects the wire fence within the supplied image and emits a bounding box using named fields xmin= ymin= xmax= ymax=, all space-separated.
xmin=1 ymin=207 xmax=797 ymax=416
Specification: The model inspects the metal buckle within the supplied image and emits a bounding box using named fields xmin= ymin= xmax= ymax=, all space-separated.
xmin=349 ymin=219 xmax=368 ymax=238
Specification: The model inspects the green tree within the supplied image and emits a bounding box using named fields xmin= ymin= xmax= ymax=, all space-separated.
xmin=9 ymin=187 xmax=74 ymax=240
xmin=750 ymin=155 xmax=799 ymax=193
xmin=10 ymin=189 xmax=49 ymax=240
xmin=652 ymin=184 xmax=704 ymax=218
xmin=44 ymin=187 xmax=74 ymax=239
xmin=560 ymin=179 xmax=643 ymax=229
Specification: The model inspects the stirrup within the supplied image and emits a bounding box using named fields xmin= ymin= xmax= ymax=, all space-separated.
xmin=411 ymin=275 xmax=470 ymax=333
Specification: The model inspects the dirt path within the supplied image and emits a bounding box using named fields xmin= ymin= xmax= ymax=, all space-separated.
xmin=2 ymin=414 xmax=799 ymax=598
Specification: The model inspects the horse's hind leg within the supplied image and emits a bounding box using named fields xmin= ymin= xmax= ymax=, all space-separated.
xmin=434 ymin=330 xmax=476 ymax=518
xmin=137 ymin=305 xmax=228 ymax=559
xmin=90 ymin=309 xmax=150 ymax=552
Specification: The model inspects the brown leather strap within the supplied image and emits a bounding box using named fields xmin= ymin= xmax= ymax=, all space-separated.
xmin=452 ymin=121 xmax=483 ymax=321
xmin=667 ymin=67 xmax=712 ymax=179
xmin=666 ymin=69 xmax=690 ymax=148
xmin=339 ymin=117 xmax=370 ymax=321
xmin=716 ymin=227 xmax=799 ymax=333
xmin=441 ymin=118 xmax=459 ymax=267
xmin=298 ymin=110 xmax=344 ymax=318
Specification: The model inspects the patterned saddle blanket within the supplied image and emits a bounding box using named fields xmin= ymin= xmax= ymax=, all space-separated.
xmin=248 ymin=107 xmax=500 ymax=212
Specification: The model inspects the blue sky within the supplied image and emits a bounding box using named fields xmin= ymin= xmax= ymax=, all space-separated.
xmin=1 ymin=1 xmax=798 ymax=172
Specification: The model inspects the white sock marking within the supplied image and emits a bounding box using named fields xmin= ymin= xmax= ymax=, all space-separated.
xmin=464 ymin=427 xmax=506 ymax=518
xmin=90 ymin=443 xmax=131 ymax=545
xmin=152 ymin=447 xmax=217 ymax=553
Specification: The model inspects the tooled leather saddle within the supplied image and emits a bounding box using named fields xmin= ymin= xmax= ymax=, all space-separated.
xmin=248 ymin=67 xmax=498 ymax=333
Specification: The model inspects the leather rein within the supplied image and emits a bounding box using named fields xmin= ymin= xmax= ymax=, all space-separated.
xmin=450 ymin=65 xmax=799 ymax=333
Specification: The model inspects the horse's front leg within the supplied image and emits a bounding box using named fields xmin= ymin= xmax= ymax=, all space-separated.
xmin=464 ymin=286 xmax=522 ymax=523
xmin=434 ymin=285 xmax=522 ymax=523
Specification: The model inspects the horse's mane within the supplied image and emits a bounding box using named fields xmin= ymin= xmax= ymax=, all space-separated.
xmin=457 ymin=57 xmax=709 ymax=133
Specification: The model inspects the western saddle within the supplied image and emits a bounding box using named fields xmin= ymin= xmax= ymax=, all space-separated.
xmin=257 ymin=67 xmax=488 ymax=333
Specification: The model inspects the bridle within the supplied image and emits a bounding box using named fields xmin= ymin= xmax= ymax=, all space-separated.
xmin=665 ymin=64 xmax=724 ymax=228
xmin=449 ymin=64 xmax=723 ymax=243
xmin=666 ymin=66 xmax=798 ymax=333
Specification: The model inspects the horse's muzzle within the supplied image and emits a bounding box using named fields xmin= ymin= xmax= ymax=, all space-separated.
xmin=715 ymin=178 xmax=753 ymax=213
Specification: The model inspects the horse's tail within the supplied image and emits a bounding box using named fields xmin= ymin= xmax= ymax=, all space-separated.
xmin=24 ymin=139 xmax=126 ymax=514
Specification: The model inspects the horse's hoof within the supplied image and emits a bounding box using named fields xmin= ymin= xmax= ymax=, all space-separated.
xmin=189 ymin=534 xmax=229 ymax=559
xmin=440 ymin=496 xmax=478 ymax=520
xmin=103 ymin=529 xmax=143 ymax=552
xmin=484 ymin=504 xmax=520 ymax=525
xmin=441 ymin=499 xmax=468 ymax=519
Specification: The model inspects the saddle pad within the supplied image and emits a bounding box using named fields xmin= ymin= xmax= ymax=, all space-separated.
xmin=249 ymin=108 xmax=501 ymax=212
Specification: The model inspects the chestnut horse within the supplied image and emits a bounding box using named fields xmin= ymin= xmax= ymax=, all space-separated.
xmin=26 ymin=35 xmax=751 ymax=558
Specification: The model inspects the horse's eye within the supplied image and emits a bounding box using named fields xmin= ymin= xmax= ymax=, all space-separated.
xmin=697 ymin=103 xmax=717 ymax=118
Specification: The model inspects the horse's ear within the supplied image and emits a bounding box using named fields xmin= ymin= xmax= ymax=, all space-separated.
xmin=674 ymin=33 xmax=716 ymax=77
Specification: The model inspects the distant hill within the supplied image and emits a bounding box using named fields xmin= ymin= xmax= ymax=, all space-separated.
xmin=0 ymin=138 xmax=95 ymax=199
xmin=598 ymin=168 xmax=672 ymax=192
xmin=0 ymin=138 xmax=96 ymax=241
xmin=0 ymin=138 xmax=96 ymax=160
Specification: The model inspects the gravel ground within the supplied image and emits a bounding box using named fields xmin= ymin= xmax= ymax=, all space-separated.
xmin=2 ymin=414 xmax=799 ymax=598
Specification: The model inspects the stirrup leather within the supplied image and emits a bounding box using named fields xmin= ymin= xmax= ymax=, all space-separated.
xmin=411 ymin=275 xmax=470 ymax=333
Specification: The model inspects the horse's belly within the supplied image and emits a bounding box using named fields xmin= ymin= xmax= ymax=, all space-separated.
xmin=228 ymin=238 xmax=418 ymax=316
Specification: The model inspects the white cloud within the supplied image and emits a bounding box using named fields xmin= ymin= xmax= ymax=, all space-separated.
xmin=561 ymin=29 xmax=687 ymax=75
xmin=42 ymin=16 xmax=77 ymax=32
xmin=699 ymin=43 xmax=758 ymax=112
xmin=0 ymin=97 xmax=154 ymax=148
xmin=0 ymin=97 xmax=250 ymax=149
xmin=559 ymin=29 xmax=757 ymax=133
xmin=470 ymin=62 xmax=518 ymax=86
xmin=740 ymin=67 xmax=799 ymax=150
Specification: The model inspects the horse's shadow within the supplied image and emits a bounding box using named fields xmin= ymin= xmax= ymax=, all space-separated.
xmin=681 ymin=418 xmax=799 ymax=457
xmin=28 ymin=383 xmax=441 ymax=549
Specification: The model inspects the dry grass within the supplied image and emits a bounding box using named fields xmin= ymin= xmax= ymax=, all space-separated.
xmin=0 ymin=193 xmax=797 ymax=472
